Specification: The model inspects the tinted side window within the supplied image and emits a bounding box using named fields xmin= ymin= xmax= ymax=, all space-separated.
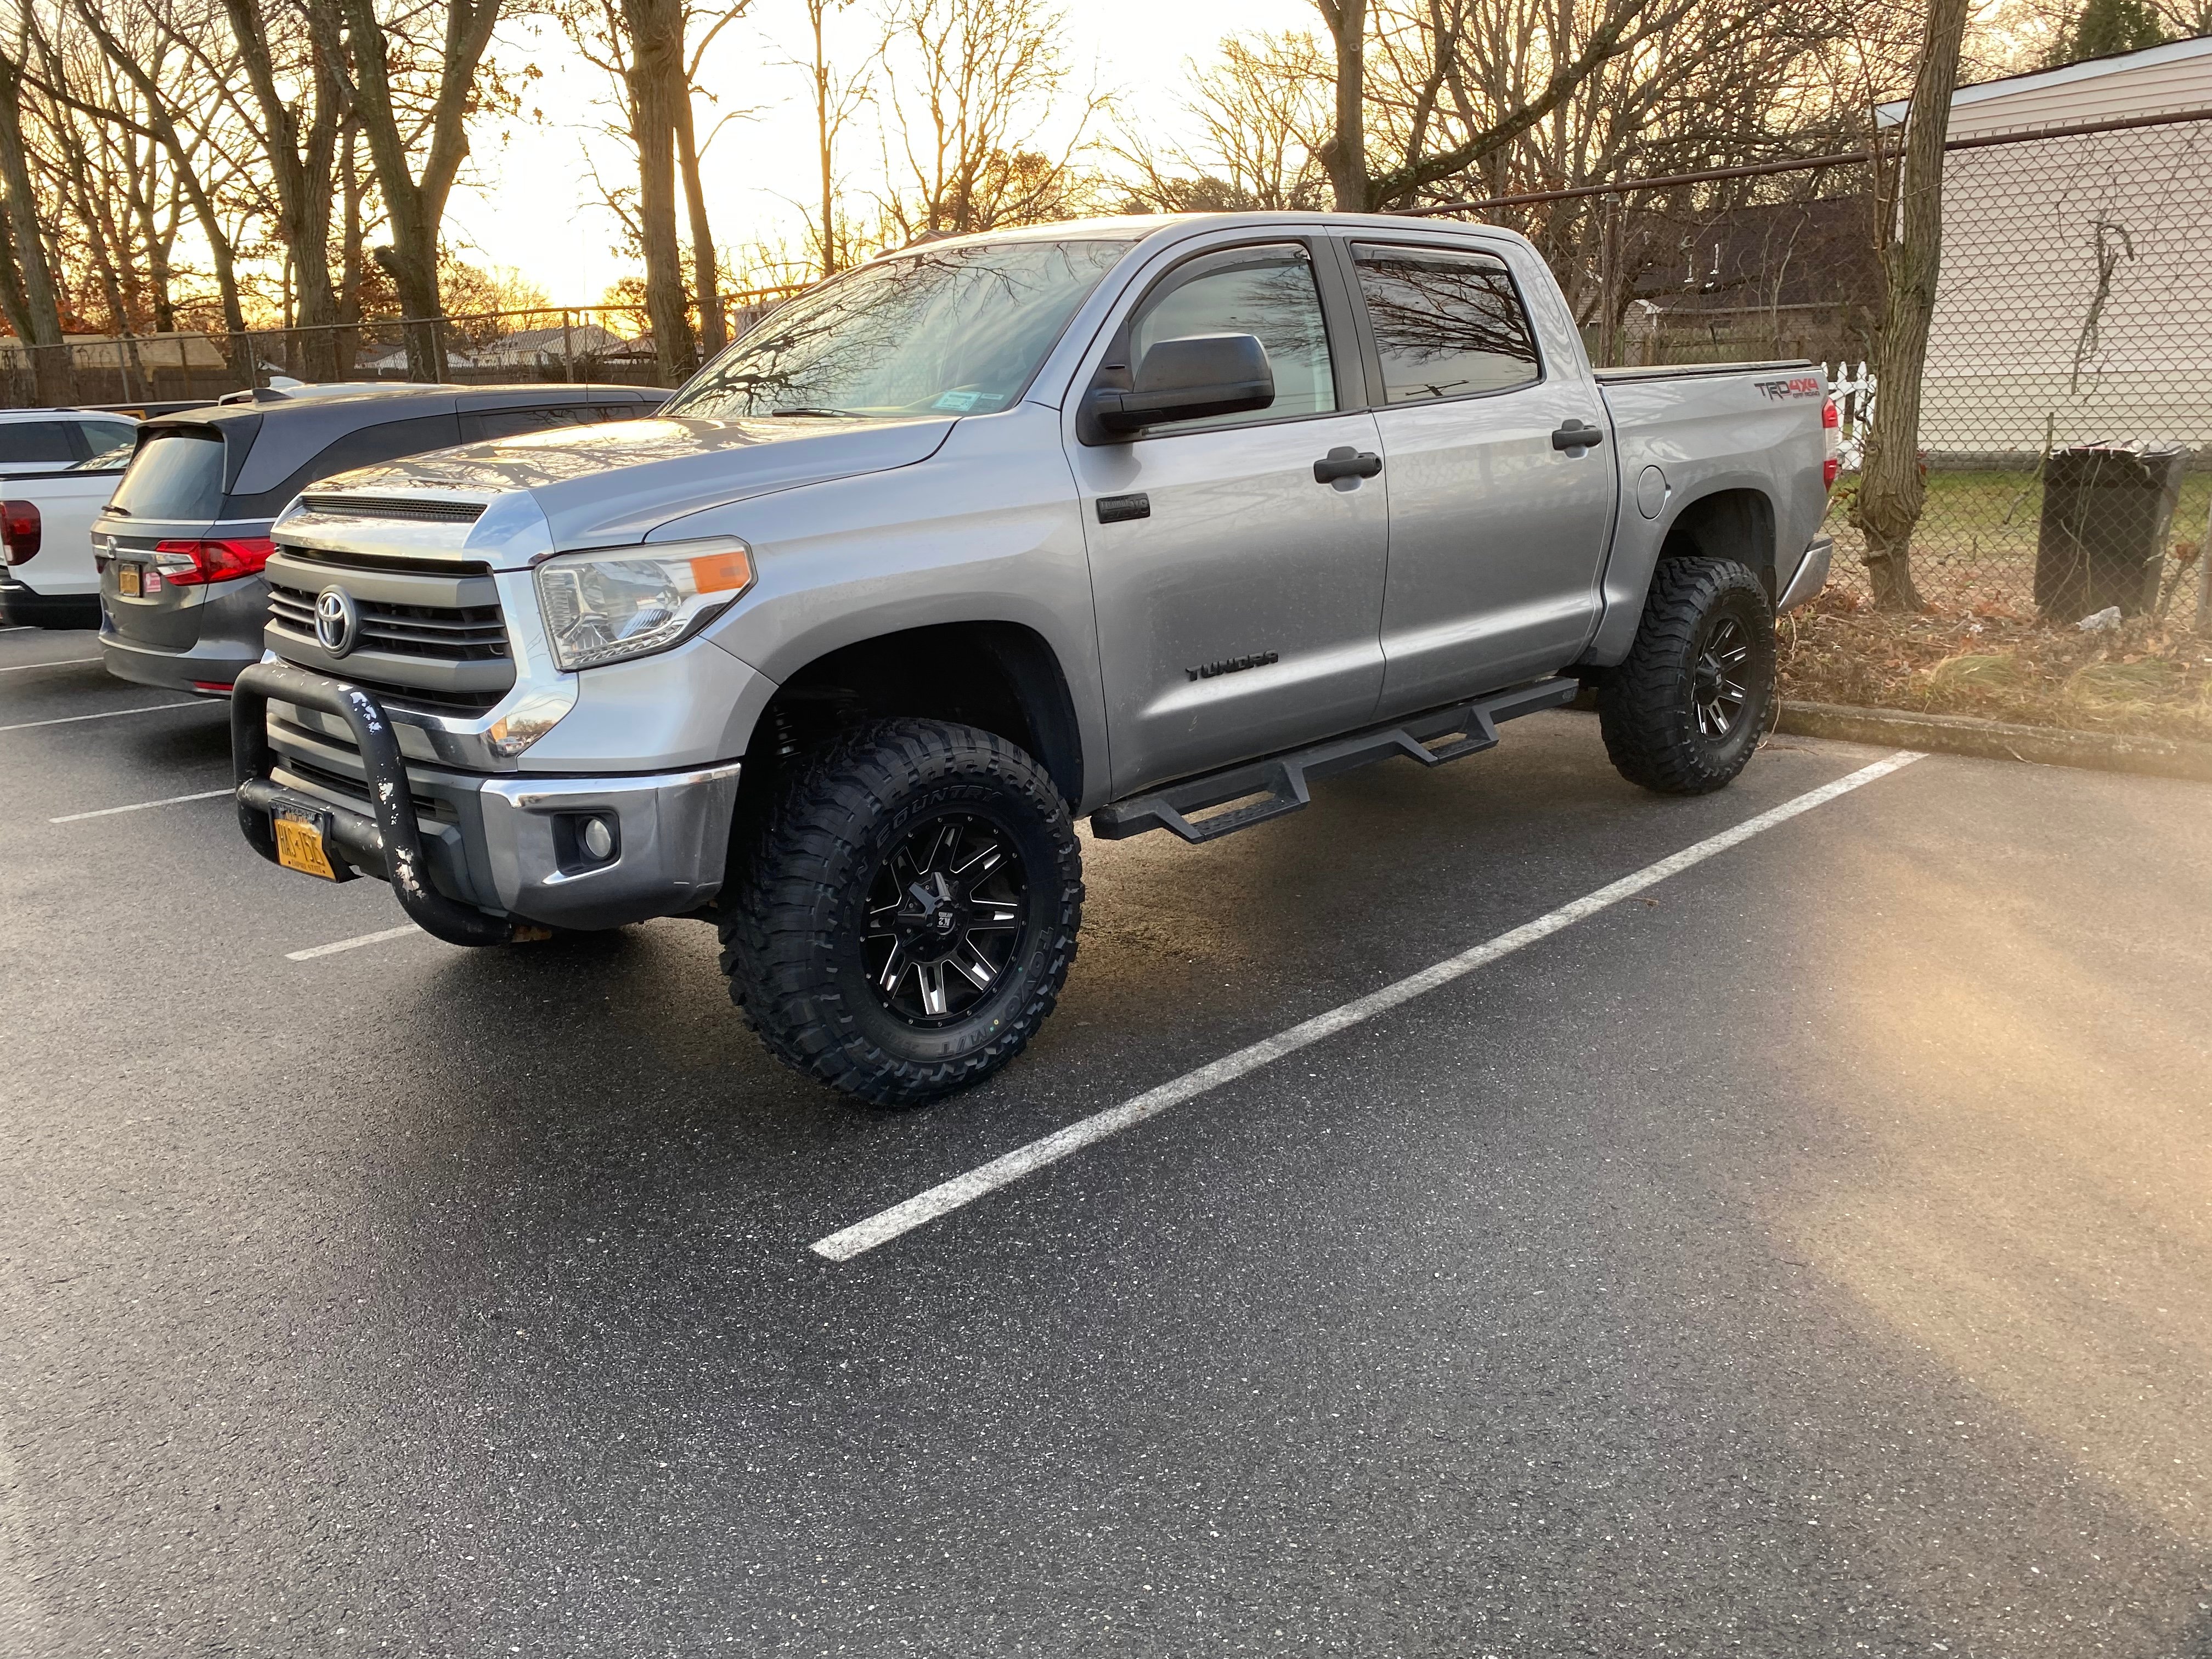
xmin=1351 ymin=243 xmax=1541 ymax=403
xmin=461 ymin=405 xmax=599 ymax=443
xmin=227 ymin=414 xmax=464 ymax=519
xmin=283 ymin=416 xmax=465 ymax=498
xmin=1128 ymin=243 xmax=1335 ymax=432
xmin=0 ymin=421 xmax=80 ymax=464
xmin=106 ymin=429 xmax=227 ymax=521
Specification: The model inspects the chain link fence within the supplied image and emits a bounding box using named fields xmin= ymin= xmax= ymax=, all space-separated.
xmin=1418 ymin=108 xmax=2212 ymax=624
xmin=0 ymin=289 xmax=805 ymax=413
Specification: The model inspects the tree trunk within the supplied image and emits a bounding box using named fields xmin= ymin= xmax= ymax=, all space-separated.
xmin=0 ymin=49 xmax=75 ymax=403
xmin=337 ymin=122 xmax=364 ymax=377
xmin=373 ymin=239 xmax=445 ymax=382
xmin=1314 ymin=0 xmax=1367 ymax=212
xmin=676 ymin=92 xmax=725 ymax=358
xmin=812 ymin=0 xmax=838 ymax=275
xmin=218 ymin=0 xmax=346 ymax=381
xmin=623 ymin=0 xmax=696 ymax=382
xmin=338 ymin=0 xmax=502 ymax=382
xmin=1849 ymin=0 xmax=1970 ymax=612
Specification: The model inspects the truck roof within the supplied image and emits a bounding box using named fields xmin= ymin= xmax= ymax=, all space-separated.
xmin=869 ymin=209 xmax=1513 ymax=259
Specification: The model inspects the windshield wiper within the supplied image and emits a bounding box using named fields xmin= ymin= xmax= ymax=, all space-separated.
xmin=769 ymin=406 xmax=859 ymax=419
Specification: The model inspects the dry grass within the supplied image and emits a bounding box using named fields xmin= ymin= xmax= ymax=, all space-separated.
xmin=1778 ymin=586 xmax=2212 ymax=742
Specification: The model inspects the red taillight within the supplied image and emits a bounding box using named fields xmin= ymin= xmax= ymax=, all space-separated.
xmin=152 ymin=537 xmax=274 ymax=585
xmin=1 ymin=499 xmax=40 ymax=564
xmin=1822 ymin=398 xmax=1839 ymax=430
xmin=1820 ymin=397 xmax=1841 ymax=491
xmin=1824 ymin=455 xmax=1840 ymax=489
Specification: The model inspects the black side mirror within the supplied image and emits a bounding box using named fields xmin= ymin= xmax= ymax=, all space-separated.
xmin=1086 ymin=334 xmax=1274 ymax=437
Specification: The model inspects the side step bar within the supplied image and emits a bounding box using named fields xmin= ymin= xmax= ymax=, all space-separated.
xmin=1090 ymin=677 xmax=1581 ymax=844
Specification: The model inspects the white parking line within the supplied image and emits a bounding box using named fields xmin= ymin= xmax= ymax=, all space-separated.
xmin=50 ymin=787 xmax=233 ymax=823
xmin=0 ymin=656 xmax=100 ymax=672
xmin=0 ymin=702 xmax=204 ymax=733
xmin=286 ymin=923 xmax=426 ymax=962
xmin=811 ymin=749 xmax=1927 ymax=1263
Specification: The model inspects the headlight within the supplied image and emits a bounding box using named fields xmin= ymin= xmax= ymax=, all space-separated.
xmin=534 ymin=537 xmax=755 ymax=672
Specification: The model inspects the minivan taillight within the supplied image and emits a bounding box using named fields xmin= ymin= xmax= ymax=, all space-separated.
xmin=152 ymin=537 xmax=275 ymax=585
xmin=1 ymin=500 xmax=40 ymax=563
xmin=1821 ymin=397 xmax=1841 ymax=490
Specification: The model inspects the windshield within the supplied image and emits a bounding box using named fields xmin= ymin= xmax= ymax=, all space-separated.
xmin=665 ymin=238 xmax=1135 ymax=421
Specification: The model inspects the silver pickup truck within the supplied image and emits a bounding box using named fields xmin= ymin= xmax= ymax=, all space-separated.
xmin=230 ymin=212 xmax=1835 ymax=1103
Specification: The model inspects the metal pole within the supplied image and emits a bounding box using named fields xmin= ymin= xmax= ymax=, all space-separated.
xmin=2196 ymin=469 xmax=2212 ymax=635
xmin=563 ymin=309 xmax=575 ymax=383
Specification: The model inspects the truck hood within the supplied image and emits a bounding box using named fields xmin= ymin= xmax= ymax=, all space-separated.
xmin=313 ymin=414 xmax=958 ymax=553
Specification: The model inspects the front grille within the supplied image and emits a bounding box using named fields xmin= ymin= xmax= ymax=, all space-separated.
xmin=269 ymin=580 xmax=509 ymax=664
xmin=264 ymin=546 xmax=517 ymax=716
xmin=298 ymin=494 xmax=487 ymax=523
xmin=273 ymin=750 xmax=452 ymax=823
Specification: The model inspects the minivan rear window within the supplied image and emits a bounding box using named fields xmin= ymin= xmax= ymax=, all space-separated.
xmin=105 ymin=428 xmax=227 ymax=521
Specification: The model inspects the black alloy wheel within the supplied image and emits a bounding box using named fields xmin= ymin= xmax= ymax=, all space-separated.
xmin=1692 ymin=612 xmax=1754 ymax=740
xmin=866 ymin=813 xmax=1031 ymax=1025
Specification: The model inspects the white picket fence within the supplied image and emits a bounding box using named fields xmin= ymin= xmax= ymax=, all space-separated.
xmin=1824 ymin=360 xmax=1875 ymax=470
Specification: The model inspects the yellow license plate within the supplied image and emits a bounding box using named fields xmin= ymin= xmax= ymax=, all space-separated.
xmin=273 ymin=813 xmax=338 ymax=880
xmin=117 ymin=565 xmax=141 ymax=597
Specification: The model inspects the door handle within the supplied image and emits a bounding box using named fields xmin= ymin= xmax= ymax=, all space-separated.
xmin=1551 ymin=419 xmax=1606 ymax=453
xmin=1313 ymin=447 xmax=1383 ymax=484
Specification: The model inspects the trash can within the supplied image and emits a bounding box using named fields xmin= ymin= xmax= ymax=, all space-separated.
xmin=2035 ymin=442 xmax=2188 ymax=621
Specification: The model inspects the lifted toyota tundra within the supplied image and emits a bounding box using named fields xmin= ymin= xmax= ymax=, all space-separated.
xmin=229 ymin=212 xmax=1836 ymax=1103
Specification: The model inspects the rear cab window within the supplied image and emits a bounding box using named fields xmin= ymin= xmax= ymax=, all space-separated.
xmin=78 ymin=417 xmax=140 ymax=454
xmin=1350 ymin=242 xmax=1542 ymax=403
xmin=0 ymin=421 xmax=80 ymax=465
xmin=105 ymin=428 xmax=227 ymax=521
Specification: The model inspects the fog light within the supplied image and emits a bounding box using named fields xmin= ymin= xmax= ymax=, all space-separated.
xmin=580 ymin=816 xmax=615 ymax=860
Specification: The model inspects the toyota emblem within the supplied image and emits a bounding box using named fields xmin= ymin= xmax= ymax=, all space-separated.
xmin=314 ymin=586 xmax=359 ymax=657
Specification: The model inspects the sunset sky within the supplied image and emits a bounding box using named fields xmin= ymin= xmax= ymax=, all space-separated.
xmin=447 ymin=0 xmax=1316 ymax=301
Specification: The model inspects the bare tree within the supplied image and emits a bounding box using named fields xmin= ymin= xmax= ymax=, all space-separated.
xmin=1850 ymin=0 xmax=1972 ymax=612
xmin=1313 ymin=0 xmax=1365 ymax=211
xmin=0 ymin=20 xmax=75 ymax=400
xmin=1115 ymin=31 xmax=1331 ymax=213
xmin=209 ymin=0 xmax=348 ymax=377
xmin=340 ymin=0 xmax=505 ymax=378
xmin=562 ymin=0 xmax=751 ymax=377
xmin=1346 ymin=0 xmax=1717 ymax=213
xmin=875 ymin=0 xmax=1104 ymax=240
xmin=798 ymin=0 xmax=868 ymax=275
xmin=46 ymin=0 xmax=255 ymax=359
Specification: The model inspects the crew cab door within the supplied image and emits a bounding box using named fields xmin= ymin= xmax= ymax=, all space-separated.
xmin=1345 ymin=239 xmax=1618 ymax=715
xmin=1067 ymin=238 xmax=1387 ymax=799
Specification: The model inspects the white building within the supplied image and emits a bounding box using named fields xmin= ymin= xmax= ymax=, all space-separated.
xmin=1879 ymin=38 xmax=2212 ymax=456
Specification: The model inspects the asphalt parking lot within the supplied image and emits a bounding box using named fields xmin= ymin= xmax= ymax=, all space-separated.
xmin=3 ymin=619 xmax=2209 ymax=1658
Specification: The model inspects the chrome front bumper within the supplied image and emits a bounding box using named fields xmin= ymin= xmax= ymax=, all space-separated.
xmin=475 ymin=765 xmax=743 ymax=929
xmin=233 ymin=662 xmax=741 ymax=939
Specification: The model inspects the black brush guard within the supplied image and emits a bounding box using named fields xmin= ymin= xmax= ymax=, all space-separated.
xmin=232 ymin=660 xmax=518 ymax=946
